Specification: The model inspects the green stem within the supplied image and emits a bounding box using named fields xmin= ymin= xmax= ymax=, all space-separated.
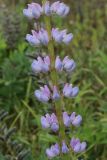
xmin=42 ymin=0 xmax=66 ymax=156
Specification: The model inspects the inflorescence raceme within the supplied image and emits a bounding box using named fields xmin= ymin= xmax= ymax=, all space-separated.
xmin=23 ymin=1 xmax=87 ymax=159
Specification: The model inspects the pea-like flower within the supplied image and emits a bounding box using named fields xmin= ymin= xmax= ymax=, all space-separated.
xmin=70 ymin=138 xmax=87 ymax=153
xmin=52 ymin=28 xmax=73 ymax=44
xmin=35 ymin=85 xmax=60 ymax=102
xmin=63 ymin=84 xmax=79 ymax=98
xmin=55 ymin=56 xmax=76 ymax=72
xmin=63 ymin=112 xmax=82 ymax=127
xmin=62 ymin=141 xmax=69 ymax=154
xmin=41 ymin=113 xmax=59 ymax=132
xmin=43 ymin=1 xmax=51 ymax=16
xmin=63 ymin=56 xmax=76 ymax=72
xmin=51 ymin=1 xmax=70 ymax=17
xmin=26 ymin=29 xmax=49 ymax=46
xmin=31 ymin=56 xmax=50 ymax=73
xmin=55 ymin=56 xmax=63 ymax=71
xmin=35 ymin=85 xmax=51 ymax=103
xmin=52 ymin=86 xmax=60 ymax=100
xmin=46 ymin=143 xmax=60 ymax=159
xmin=23 ymin=3 xmax=42 ymax=19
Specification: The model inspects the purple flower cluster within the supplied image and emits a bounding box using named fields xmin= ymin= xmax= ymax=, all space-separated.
xmin=31 ymin=56 xmax=76 ymax=73
xmin=63 ymin=112 xmax=82 ymax=127
xmin=23 ymin=1 xmax=69 ymax=19
xmin=26 ymin=29 xmax=49 ymax=46
xmin=34 ymin=85 xmax=60 ymax=102
xmin=46 ymin=142 xmax=69 ymax=159
xmin=23 ymin=1 xmax=87 ymax=159
xmin=63 ymin=84 xmax=79 ymax=98
xmin=31 ymin=56 xmax=50 ymax=73
xmin=70 ymin=138 xmax=87 ymax=153
xmin=41 ymin=112 xmax=82 ymax=131
xmin=52 ymin=28 xmax=73 ymax=44
xmin=46 ymin=138 xmax=86 ymax=159
xmin=34 ymin=84 xmax=78 ymax=103
xmin=41 ymin=113 xmax=59 ymax=132
xmin=26 ymin=28 xmax=73 ymax=46
xmin=55 ymin=56 xmax=76 ymax=72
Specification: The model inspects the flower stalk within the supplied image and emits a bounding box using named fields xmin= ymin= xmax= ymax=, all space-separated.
xmin=23 ymin=0 xmax=87 ymax=159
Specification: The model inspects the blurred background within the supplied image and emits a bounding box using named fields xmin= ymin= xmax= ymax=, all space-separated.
xmin=0 ymin=0 xmax=107 ymax=159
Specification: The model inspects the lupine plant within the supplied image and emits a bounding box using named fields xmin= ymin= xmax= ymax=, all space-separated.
xmin=23 ymin=1 xmax=87 ymax=159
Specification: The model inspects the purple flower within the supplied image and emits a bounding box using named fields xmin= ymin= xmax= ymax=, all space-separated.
xmin=63 ymin=56 xmax=76 ymax=72
xmin=52 ymin=28 xmax=64 ymax=43
xmin=51 ymin=123 xmax=59 ymax=132
xmin=43 ymin=1 xmax=51 ymax=16
xmin=55 ymin=56 xmax=63 ymax=71
xmin=70 ymin=138 xmax=87 ymax=153
xmin=23 ymin=3 xmax=42 ymax=19
xmin=34 ymin=85 xmax=51 ymax=103
xmin=52 ymin=28 xmax=73 ymax=44
xmin=46 ymin=143 xmax=60 ymax=158
xmin=52 ymin=86 xmax=60 ymax=100
xmin=63 ymin=112 xmax=82 ymax=127
xmin=63 ymin=84 xmax=79 ymax=98
xmin=26 ymin=30 xmax=40 ymax=46
xmin=31 ymin=56 xmax=50 ymax=73
xmin=63 ymin=112 xmax=71 ymax=127
xmin=71 ymin=114 xmax=82 ymax=127
xmin=51 ymin=1 xmax=70 ymax=17
xmin=26 ymin=29 xmax=49 ymax=46
xmin=41 ymin=113 xmax=59 ymax=132
xmin=41 ymin=116 xmax=50 ymax=129
xmin=62 ymin=141 xmax=69 ymax=153
xmin=38 ymin=29 xmax=49 ymax=45
xmin=63 ymin=33 xmax=73 ymax=44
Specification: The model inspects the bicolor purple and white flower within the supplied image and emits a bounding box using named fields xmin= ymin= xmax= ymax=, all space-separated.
xmin=46 ymin=143 xmax=60 ymax=159
xmin=63 ymin=112 xmax=82 ymax=127
xmin=70 ymin=138 xmax=87 ymax=153
xmin=34 ymin=85 xmax=51 ymax=103
xmin=52 ymin=86 xmax=60 ymax=100
xmin=26 ymin=29 xmax=49 ymax=46
xmin=51 ymin=1 xmax=70 ymax=17
xmin=35 ymin=85 xmax=60 ymax=102
xmin=31 ymin=56 xmax=50 ymax=73
xmin=23 ymin=3 xmax=42 ymax=19
xmin=55 ymin=56 xmax=76 ymax=72
xmin=63 ymin=83 xmax=79 ymax=98
xmin=63 ymin=56 xmax=76 ymax=72
xmin=41 ymin=113 xmax=59 ymax=132
xmin=62 ymin=141 xmax=69 ymax=154
xmin=52 ymin=28 xmax=73 ymax=44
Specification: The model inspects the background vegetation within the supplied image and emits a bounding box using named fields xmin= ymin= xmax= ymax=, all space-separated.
xmin=0 ymin=0 xmax=107 ymax=159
